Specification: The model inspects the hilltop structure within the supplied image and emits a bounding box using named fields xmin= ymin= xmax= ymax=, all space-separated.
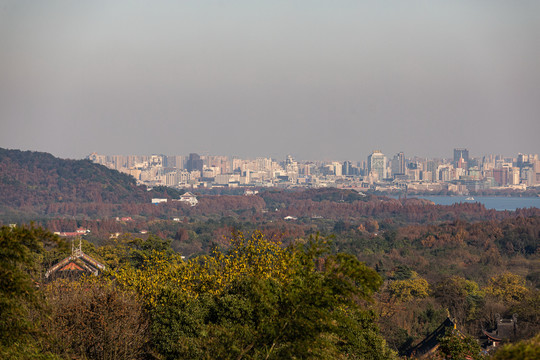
xmin=177 ymin=191 xmax=198 ymax=206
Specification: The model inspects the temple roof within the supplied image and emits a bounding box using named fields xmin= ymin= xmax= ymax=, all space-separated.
xmin=45 ymin=239 xmax=105 ymax=279
xmin=481 ymin=314 xmax=517 ymax=342
xmin=406 ymin=317 xmax=455 ymax=358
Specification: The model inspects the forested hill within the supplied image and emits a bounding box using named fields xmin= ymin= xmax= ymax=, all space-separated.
xmin=0 ymin=148 xmax=151 ymax=209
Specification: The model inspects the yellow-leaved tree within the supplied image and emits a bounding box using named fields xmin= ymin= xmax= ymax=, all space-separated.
xmin=113 ymin=231 xmax=295 ymax=307
xmin=111 ymin=231 xmax=394 ymax=360
xmin=485 ymin=272 xmax=529 ymax=304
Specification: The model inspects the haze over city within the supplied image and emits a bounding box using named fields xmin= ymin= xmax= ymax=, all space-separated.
xmin=1 ymin=1 xmax=539 ymax=160
xmin=1 ymin=3 xmax=540 ymax=356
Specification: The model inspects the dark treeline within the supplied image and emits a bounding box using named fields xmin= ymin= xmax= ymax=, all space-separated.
xmin=0 ymin=148 xmax=150 ymax=207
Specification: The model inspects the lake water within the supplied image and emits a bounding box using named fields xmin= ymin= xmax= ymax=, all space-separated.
xmin=409 ymin=196 xmax=540 ymax=211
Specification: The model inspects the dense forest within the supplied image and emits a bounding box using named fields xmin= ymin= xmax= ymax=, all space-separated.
xmin=2 ymin=222 xmax=539 ymax=359
xmin=0 ymin=148 xmax=187 ymax=221
xmin=0 ymin=148 xmax=151 ymax=205
xmin=1 ymin=149 xmax=539 ymax=358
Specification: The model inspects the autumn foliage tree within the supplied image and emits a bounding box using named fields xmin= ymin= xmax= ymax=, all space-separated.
xmin=112 ymin=231 xmax=394 ymax=359
xmin=485 ymin=272 xmax=529 ymax=304
xmin=40 ymin=280 xmax=149 ymax=360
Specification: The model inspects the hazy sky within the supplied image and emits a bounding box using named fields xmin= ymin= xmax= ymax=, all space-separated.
xmin=1 ymin=1 xmax=539 ymax=161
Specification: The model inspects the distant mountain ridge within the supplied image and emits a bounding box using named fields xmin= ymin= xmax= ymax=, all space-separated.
xmin=0 ymin=148 xmax=151 ymax=210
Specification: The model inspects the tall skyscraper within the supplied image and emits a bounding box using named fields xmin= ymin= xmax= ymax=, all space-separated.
xmin=391 ymin=152 xmax=405 ymax=176
xmin=342 ymin=161 xmax=353 ymax=176
xmin=368 ymin=150 xmax=387 ymax=180
xmin=453 ymin=148 xmax=469 ymax=168
xmin=186 ymin=153 xmax=203 ymax=172
xmin=492 ymin=168 xmax=509 ymax=186
xmin=164 ymin=155 xmax=185 ymax=169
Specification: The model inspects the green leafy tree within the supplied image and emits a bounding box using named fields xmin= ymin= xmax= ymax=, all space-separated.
xmin=0 ymin=225 xmax=58 ymax=359
xmin=491 ymin=332 xmax=540 ymax=360
xmin=117 ymin=232 xmax=394 ymax=359
xmin=393 ymin=264 xmax=414 ymax=280
xmin=97 ymin=233 xmax=173 ymax=270
xmin=434 ymin=276 xmax=484 ymax=325
xmin=437 ymin=328 xmax=485 ymax=360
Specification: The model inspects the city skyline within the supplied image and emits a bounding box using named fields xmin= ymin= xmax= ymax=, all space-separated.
xmin=85 ymin=148 xmax=540 ymax=193
xmin=1 ymin=1 xmax=539 ymax=160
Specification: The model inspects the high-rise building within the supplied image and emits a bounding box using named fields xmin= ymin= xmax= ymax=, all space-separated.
xmin=164 ymin=155 xmax=185 ymax=169
xmin=492 ymin=168 xmax=509 ymax=186
xmin=342 ymin=161 xmax=354 ymax=176
xmin=205 ymin=155 xmax=230 ymax=174
xmin=517 ymin=153 xmax=538 ymax=168
xmin=391 ymin=152 xmax=405 ymax=176
xmin=368 ymin=150 xmax=387 ymax=180
xmin=186 ymin=153 xmax=203 ymax=172
xmin=332 ymin=162 xmax=342 ymax=176
xmin=426 ymin=160 xmax=438 ymax=180
xmin=453 ymin=148 xmax=469 ymax=168
xmin=165 ymin=170 xmax=180 ymax=186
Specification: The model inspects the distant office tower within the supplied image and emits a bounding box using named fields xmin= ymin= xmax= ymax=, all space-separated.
xmin=342 ymin=161 xmax=353 ymax=176
xmin=205 ymin=156 xmax=230 ymax=174
xmin=426 ymin=161 xmax=438 ymax=182
xmin=517 ymin=153 xmax=529 ymax=167
xmin=453 ymin=148 xmax=469 ymax=168
xmin=177 ymin=155 xmax=186 ymax=169
xmin=438 ymin=165 xmax=452 ymax=182
xmin=492 ymin=168 xmax=510 ymax=186
xmin=517 ymin=153 xmax=537 ymax=168
xmin=332 ymin=162 xmax=342 ymax=176
xmin=186 ymin=153 xmax=203 ymax=172
xmin=165 ymin=170 xmax=180 ymax=186
xmin=521 ymin=167 xmax=536 ymax=186
xmin=164 ymin=155 xmax=184 ymax=169
xmin=368 ymin=150 xmax=387 ymax=180
xmin=391 ymin=152 xmax=405 ymax=176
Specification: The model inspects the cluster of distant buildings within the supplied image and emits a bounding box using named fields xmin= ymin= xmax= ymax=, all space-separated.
xmin=87 ymin=149 xmax=540 ymax=195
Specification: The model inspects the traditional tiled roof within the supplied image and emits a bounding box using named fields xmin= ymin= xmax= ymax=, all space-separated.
xmin=45 ymin=239 xmax=105 ymax=279
xmin=481 ymin=314 xmax=517 ymax=343
xmin=406 ymin=317 xmax=456 ymax=358
xmin=482 ymin=330 xmax=503 ymax=342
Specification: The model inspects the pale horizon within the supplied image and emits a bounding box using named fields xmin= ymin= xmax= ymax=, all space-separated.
xmin=1 ymin=1 xmax=539 ymax=160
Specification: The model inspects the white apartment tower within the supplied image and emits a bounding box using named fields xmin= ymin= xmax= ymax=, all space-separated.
xmin=368 ymin=150 xmax=387 ymax=180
